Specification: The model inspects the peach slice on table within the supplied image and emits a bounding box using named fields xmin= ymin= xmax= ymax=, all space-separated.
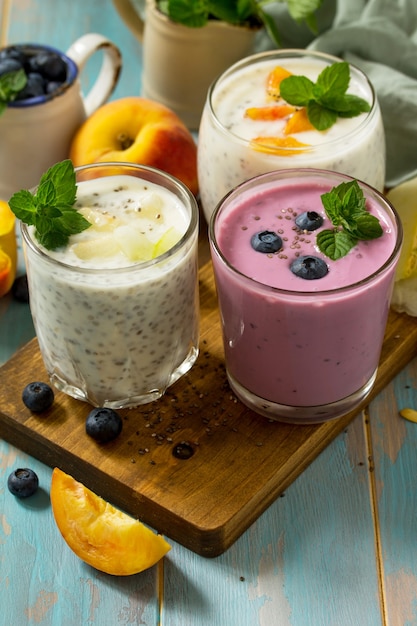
xmin=50 ymin=467 xmax=171 ymax=576
xmin=250 ymin=136 xmax=311 ymax=156
xmin=244 ymin=104 xmax=296 ymax=121
xmin=284 ymin=108 xmax=315 ymax=135
xmin=266 ymin=66 xmax=293 ymax=100
xmin=0 ymin=200 xmax=17 ymax=297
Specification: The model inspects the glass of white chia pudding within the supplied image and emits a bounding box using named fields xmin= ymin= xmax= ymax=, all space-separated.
xmin=198 ymin=49 xmax=386 ymax=223
xmin=21 ymin=162 xmax=200 ymax=408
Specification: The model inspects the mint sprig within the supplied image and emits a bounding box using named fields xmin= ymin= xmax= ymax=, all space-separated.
xmin=280 ymin=62 xmax=371 ymax=131
xmin=0 ymin=69 xmax=27 ymax=115
xmin=317 ymin=180 xmax=383 ymax=260
xmin=9 ymin=159 xmax=91 ymax=250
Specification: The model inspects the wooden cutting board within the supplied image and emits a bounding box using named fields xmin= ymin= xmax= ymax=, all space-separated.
xmin=1 ymin=261 xmax=416 ymax=557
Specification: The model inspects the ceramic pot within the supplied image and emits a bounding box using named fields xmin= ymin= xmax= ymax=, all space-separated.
xmin=112 ymin=0 xmax=259 ymax=128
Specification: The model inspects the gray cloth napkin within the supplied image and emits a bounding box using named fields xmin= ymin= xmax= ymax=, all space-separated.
xmin=260 ymin=0 xmax=417 ymax=188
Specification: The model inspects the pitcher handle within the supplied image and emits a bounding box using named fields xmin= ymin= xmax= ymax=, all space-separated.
xmin=66 ymin=33 xmax=122 ymax=117
xmin=113 ymin=0 xmax=145 ymax=41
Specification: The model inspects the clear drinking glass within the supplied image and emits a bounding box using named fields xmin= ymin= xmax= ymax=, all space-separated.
xmin=209 ymin=169 xmax=402 ymax=424
xmin=22 ymin=162 xmax=199 ymax=408
xmin=198 ymin=49 xmax=386 ymax=223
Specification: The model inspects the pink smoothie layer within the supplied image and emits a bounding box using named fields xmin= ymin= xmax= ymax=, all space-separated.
xmin=216 ymin=180 xmax=395 ymax=292
xmin=211 ymin=177 xmax=398 ymax=408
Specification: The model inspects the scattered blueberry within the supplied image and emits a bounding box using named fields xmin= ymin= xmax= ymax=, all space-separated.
xmin=251 ymin=231 xmax=283 ymax=253
xmin=7 ymin=468 xmax=39 ymax=498
xmin=12 ymin=274 xmax=29 ymax=303
xmin=22 ymin=382 xmax=54 ymax=412
xmin=290 ymin=256 xmax=329 ymax=280
xmin=295 ymin=211 xmax=324 ymax=231
xmin=86 ymin=408 xmax=123 ymax=443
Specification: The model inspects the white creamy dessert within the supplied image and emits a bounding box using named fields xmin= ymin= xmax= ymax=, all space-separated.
xmin=198 ymin=51 xmax=385 ymax=222
xmin=22 ymin=174 xmax=199 ymax=408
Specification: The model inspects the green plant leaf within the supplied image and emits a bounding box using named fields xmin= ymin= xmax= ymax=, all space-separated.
xmin=208 ymin=0 xmax=244 ymax=22
xmin=156 ymin=0 xmax=322 ymax=45
xmin=167 ymin=0 xmax=208 ymax=27
xmin=285 ymin=0 xmax=323 ymax=23
xmin=257 ymin=7 xmax=281 ymax=45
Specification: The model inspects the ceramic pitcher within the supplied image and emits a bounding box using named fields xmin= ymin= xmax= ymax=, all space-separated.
xmin=0 ymin=33 xmax=122 ymax=200
xmin=112 ymin=0 xmax=258 ymax=129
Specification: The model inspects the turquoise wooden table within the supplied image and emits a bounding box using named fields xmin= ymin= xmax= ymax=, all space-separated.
xmin=1 ymin=2 xmax=417 ymax=625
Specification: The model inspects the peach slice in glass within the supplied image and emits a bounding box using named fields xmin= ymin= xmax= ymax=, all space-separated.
xmin=284 ymin=108 xmax=315 ymax=135
xmin=244 ymin=104 xmax=296 ymax=121
xmin=50 ymin=467 xmax=171 ymax=576
xmin=266 ymin=66 xmax=293 ymax=100
xmin=250 ymin=136 xmax=311 ymax=156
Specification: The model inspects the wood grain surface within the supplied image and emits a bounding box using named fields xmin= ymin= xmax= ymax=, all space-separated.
xmin=1 ymin=260 xmax=416 ymax=557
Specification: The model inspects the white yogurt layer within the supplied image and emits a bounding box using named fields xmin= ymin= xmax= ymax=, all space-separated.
xmin=23 ymin=174 xmax=199 ymax=408
xmin=43 ymin=175 xmax=190 ymax=269
xmin=213 ymin=58 xmax=371 ymax=144
xmin=198 ymin=53 xmax=386 ymax=222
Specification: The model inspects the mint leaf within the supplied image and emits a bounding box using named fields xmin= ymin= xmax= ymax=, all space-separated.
xmin=316 ymin=61 xmax=350 ymax=96
xmin=0 ymin=69 xmax=27 ymax=114
xmin=37 ymin=228 xmax=72 ymax=251
xmin=9 ymin=159 xmax=91 ymax=251
xmin=280 ymin=75 xmax=315 ymax=106
xmin=317 ymin=229 xmax=357 ymax=260
xmin=8 ymin=189 xmax=38 ymax=225
xmin=306 ymin=100 xmax=337 ymax=131
xmin=346 ymin=212 xmax=383 ymax=241
xmin=38 ymin=159 xmax=77 ymax=206
xmin=317 ymin=180 xmax=383 ymax=260
xmin=279 ymin=62 xmax=371 ymax=131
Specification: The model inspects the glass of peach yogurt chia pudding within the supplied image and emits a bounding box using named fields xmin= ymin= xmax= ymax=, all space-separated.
xmin=21 ymin=162 xmax=199 ymax=408
xmin=198 ymin=49 xmax=386 ymax=223
xmin=209 ymin=169 xmax=402 ymax=424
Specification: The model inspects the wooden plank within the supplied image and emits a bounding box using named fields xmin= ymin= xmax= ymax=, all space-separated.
xmin=162 ymin=414 xmax=384 ymax=625
xmin=0 ymin=260 xmax=416 ymax=557
xmin=368 ymin=356 xmax=417 ymax=626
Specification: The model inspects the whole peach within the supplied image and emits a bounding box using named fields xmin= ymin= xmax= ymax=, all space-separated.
xmin=69 ymin=97 xmax=198 ymax=196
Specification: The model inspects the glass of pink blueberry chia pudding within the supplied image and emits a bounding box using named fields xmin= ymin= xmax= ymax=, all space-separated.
xmin=21 ymin=162 xmax=199 ymax=409
xmin=198 ymin=49 xmax=386 ymax=224
xmin=209 ymin=169 xmax=402 ymax=424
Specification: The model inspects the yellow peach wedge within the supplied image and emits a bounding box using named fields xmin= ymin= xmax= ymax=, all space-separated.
xmin=284 ymin=108 xmax=315 ymax=135
xmin=50 ymin=468 xmax=171 ymax=576
xmin=244 ymin=104 xmax=296 ymax=121
xmin=266 ymin=66 xmax=293 ymax=100
xmin=0 ymin=200 xmax=17 ymax=297
xmin=250 ymin=135 xmax=311 ymax=156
